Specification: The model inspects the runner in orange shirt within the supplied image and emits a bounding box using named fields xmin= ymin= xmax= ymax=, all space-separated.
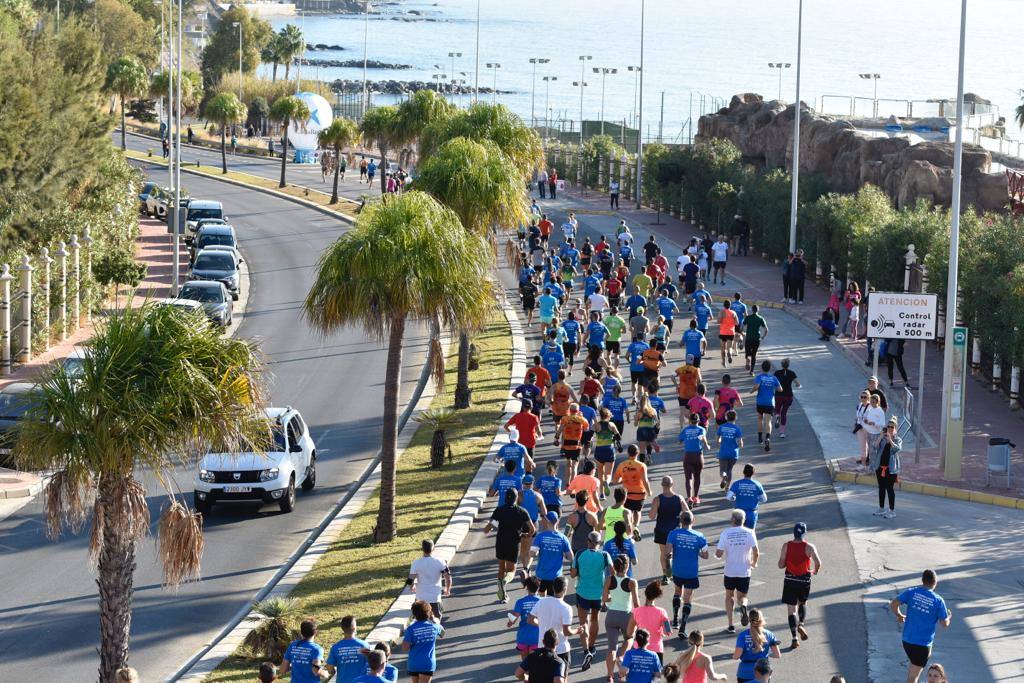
xmin=612 ymin=444 xmax=651 ymax=541
xmin=718 ymin=299 xmax=739 ymax=365
xmin=567 ymin=459 xmax=603 ymax=514
xmin=555 ymin=402 xmax=589 ymax=481
xmin=549 ymin=370 xmax=577 ymax=428
xmin=672 ymin=355 xmax=703 ymax=428
xmin=527 ymin=356 xmax=552 ymax=398
xmin=537 ymin=214 xmax=553 ymax=246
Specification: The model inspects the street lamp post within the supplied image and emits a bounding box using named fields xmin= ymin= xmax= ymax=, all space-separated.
xmin=473 ymin=0 xmax=481 ymax=102
xmin=786 ymin=0 xmax=803 ymax=255
xmin=173 ymin=0 xmax=182 ymax=295
xmin=529 ymin=57 xmax=550 ymax=129
xmin=232 ymin=22 xmax=243 ymax=104
xmin=634 ymin=0 xmax=646 ymax=209
xmin=859 ymin=72 xmax=882 ymax=117
xmin=577 ymin=55 xmax=592 ymax=144
xmin=448 ymin=51 xmax=462 ymax=99
xmin=542 ymin=75 xmax=557 ymax=135
xmin=592 ymin=67 xmax=618 ymax=136
xmin=768 ymin=62 xmax=792 ymax=101
xmin=626 ymin=65 xmax=641 ymax=128
xmin=361 ymin=1 xmax=370 ymax=113
xmin=486 ymin=62 xmax=501 ymax=104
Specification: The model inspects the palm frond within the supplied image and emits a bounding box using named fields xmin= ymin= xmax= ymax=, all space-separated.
xmin=428 ymin=335 xmax=446 ymax=391
xmin=412 ymin=407 xmax=462 ymax=431
xmin=157 ymin=500 xmax=204 ymax=587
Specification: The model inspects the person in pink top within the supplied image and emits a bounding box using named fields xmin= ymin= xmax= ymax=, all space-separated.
xmin=663 ymin=630 xmax=727 ymax=682
xmin=714 ymin=375 xmax=743 ymax=426
xmin=627 ymin=581 xmax=672 ymax=662
xmin=685 ymin=384 xmax=714 ymax=428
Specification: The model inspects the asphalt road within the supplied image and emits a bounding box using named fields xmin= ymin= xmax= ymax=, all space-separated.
xmin=0 ymin=156 xmax=427 ymax=681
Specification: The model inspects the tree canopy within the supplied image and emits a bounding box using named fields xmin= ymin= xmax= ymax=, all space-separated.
xmin=200 ymin=5 xmax=273 ymax=89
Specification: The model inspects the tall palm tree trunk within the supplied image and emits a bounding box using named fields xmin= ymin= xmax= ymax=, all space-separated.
xmin=375 ymin=315 xmax=405 ymax=543
xmin=272 ymin=62 xmax=279 ymax=83
xmin=453 ymin=332 xmax=471 ymax=408
xmin=220 ymin=126 xmax=228 ymax=174
xmin=120 ymin=99 xmax=127 ymax=151
xmin=96 ymin=473 xmax=136 ymax=681
xmin=378 ymin=145 xmax=388 ymax=193
xmin=279 ymin=123 xmax=289 ymax=187
xmin=331 ymin=144 xmax=341 ymax=204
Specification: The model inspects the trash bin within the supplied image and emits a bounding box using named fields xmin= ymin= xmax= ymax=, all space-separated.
xmin=986 ymin=437 xmax=1015 ymax=488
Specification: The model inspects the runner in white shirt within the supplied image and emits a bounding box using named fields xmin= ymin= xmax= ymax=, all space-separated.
xmin=409 ymin=539 xmax=452 ymax=619
xmin=715 ymin=509 xmax=759 ymax=634
xmin=711 ymin=235 xmax=730 ymax=285
xmin=617 ymin=229 xmax=634 ymax=248
xmin=528 ymin=576 xmax=579 ymax=664
xmin=588 ymin=290 xmax=609 ymax=313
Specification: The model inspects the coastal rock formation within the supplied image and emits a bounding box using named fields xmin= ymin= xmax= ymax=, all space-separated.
xmin=302 ymin=58 xmax=412 ymax=69
xmin=697 ymin=93 xmax=1010 ymax=212
xmin=307 ymin=43 xmax=346 ymax=52
xmin=329 ymin=79 xmax=506 ymax=96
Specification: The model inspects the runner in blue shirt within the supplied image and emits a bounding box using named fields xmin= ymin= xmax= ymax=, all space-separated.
xmin=603 ymin=521 xmax=638 ymax=577
xmin=625 ymin=290 xmax=648 ymax=319
xmin=402 ymin=601 xmax=444 ymax=681
xmin=619 ymin=242 xmax=634 ymax=267
xmin=539 ymin=336 xmax=565 ymax=381
xmin=657 ymin=279 xmax=678 ymax=300
xmin=531 ymin=511 xmax=573 ymax=593
xmin=538 ymin=288 xmax=559 ymax=333
xmin=727 ymin=463 xmax=767 ymax=530
xmin=732 ymin=293 xmax=748 ymax=345
xmin=548 ymin=280 xmax=566 ymax=304
xmin=733 ymin=609 xmax=780 ymax=681
xmin=679 ymin=414 xmax=710 ymax=504
xmin=890 ymin=569 xmax=952 ymax=680
xmin=716 ymin=410 xmax=744 ymax=489
xmin=656 ymin=291 xmax=679 ymax=333
xmin=626 ymin=335 xmax=651 ymax=398
xmin=536 ymin=461 xmax=564 ymax=515
xmin=586 ymin=312 xmax=609 ymax=351
xmin=750 ymin=360 xmax=783 ymax=450
xmin=325 ymin=616 xmax=370 ymax=683
xmin=282 ymin=620 xmax=327 ymax=683
xmin=489 ymin=459 xmax=524 ymax=502
xmin=666 ymin=510 xmax=709 ymax=635
xmin=578 ymin=396 xmax=599 ymax=460
xmin=584 ymin=271 xmax=603 ymax=298
xmin=518 ymin=264 xmax=535 ymax=285
xmin=620 ymin=629 xmax=661 ymax=683
xmin=682 ymin=320 xmax=706 ymax=368
xmin=352 ymin=649 xmax=392 ymax=683
xmin=603 ymin=384 xmax=630 ymax=435
xmin=691 ymin=284 xmax=712 ymax=309
xmin=508 ymin=576 xmax=542 ymax=659
xmin=693 ymin=296 xmax=712 ymax=334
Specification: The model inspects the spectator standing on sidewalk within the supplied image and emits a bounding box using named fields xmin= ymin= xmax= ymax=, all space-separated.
xmin=549 ymin=168 xmax=558 ymax=199
xmin=869 ymin=417 xmax=902 ymax=519
xmin=854 ymin=391 xmax=872 ymax=467
xmin=887 ymin=339 xmax=911 ymax=388
xmin=839 ymin=282 xmax=861 ymax=336
xmin=781 ymin=254 xmax=793 ymax=303
xmin=788 ymin=250 xmax=807 ymax=304
xmin=538 ymin=168 xmax=549 ymax=199
xmin=890 ymin=569 xmax=952 ymax=683
xmin=609 ymin=179 xmax=620 ymax=209
xmin=866 ymin=375 xmax=889 ymax=411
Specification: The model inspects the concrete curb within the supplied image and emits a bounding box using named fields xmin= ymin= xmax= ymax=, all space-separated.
xmin=365 ymin=284 xmax=527 ymax=646
xmin=171 ymin=330 xmax=450 ymax=682
xmin=825 ymin=458 xmax=1024 ymax=509
xmin=0 ymin=469 xmax=45 ymax=499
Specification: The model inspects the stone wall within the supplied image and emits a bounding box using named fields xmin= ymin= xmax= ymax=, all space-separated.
xmin=697 ymin=93 xmax=1010 ymax=213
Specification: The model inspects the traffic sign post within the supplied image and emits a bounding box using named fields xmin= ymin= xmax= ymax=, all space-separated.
xmin=866 ymin=292 xmax=938 ymax=340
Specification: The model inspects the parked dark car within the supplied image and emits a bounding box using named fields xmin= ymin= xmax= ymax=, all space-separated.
xmin=177 ymin=280 xmax=233 ymax=328
xmin=189 ymin=224 xmax=238 ymax=264
xmin=189 ymin=249 xmax=240 ymax=300
xmin=0 ymin=382 xmax=41 ymax=467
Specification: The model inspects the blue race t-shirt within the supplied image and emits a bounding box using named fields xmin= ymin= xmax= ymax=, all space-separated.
xmin=627 ymin=341 xmax=650 ymax=372
xmin=620 ymin=244 xmax=633 ymax=261
xmin=579 ymin=404 xmax=598 ymax=429
xmin=729 ymin=478 xmax=766 ymax=512
xmin=735 ymin=628 xmax=779 ymax=680
xmin=732 ymin=300 xmax=747 ymax=324
xmin=754 ymin=372 xmax=782 ymax=407
xmin=898 ymin=586 xmax=950 ymax=646
xmin=562 ymin=247 xmax=580 ymax=267
xmin=622 ymin=647 xmax=661 ymax=682
xmin=403 ymin=620 xmax=443 ymax=673
xmin=717 ymin=423 xmax=743 ymax=460
xmin=521 ymin=488 xmax=542 ymax=522
xmin=352 ymin=675 xmax=389 ymax=683
xmin=532 ymin=530 xmax=571 ymax=580
xmin=679 ymin=425 xmax=706 ymax=452
xmin=283 ymin=639 xmax=326 ymax=683
xmin=538 ymin=294 xmax=558 ymax=318
xmin=585 ymin=274 xmax=602 ymax=297
xmin=548 ymin=282 xmax=565 ymax=301
xmin=326 ymin=637 xmax=370 ymax=683
xmin=497 ymin=442 xmax=529 ymax=476
xmin=656 ymin=297 xmax=678 ymax=320
xmin=540 ymin=344 xmax=564 ymax=377
xmin=513 ymin=383 xmax=542 ymax=407
xmin=604 ymin=395 xmax=629 ymax=422
xmin=536 ymin=475 xmax=563 ymax=506
xmin=682 ymin=329 xmax=705 ymax=359
xmin=382 ymin=664 xmax=398 ymax=682
xmin=562 ymin=319 xmax=581 ymax=344
xmin=667 ymin=527 xmax=708 ymax=579
xmin=513 ymin=594 xmax=541 ymax=646
xmin=625 ymin=294 xmax=647 ymax=317
xmin=683 ymin=262 xmax=700 ymax=285
xmin=648 ymin=395 xmax=666 ymax=415
xmin=694 ymin=302 xmax=712 ymax=329
xmin=587 ymin=321 xmax=609 ymax=348
xmin=492 ymin=472 xmax=523 ymax=501
xmin=602 ymin=538 xmax=637 ymax=577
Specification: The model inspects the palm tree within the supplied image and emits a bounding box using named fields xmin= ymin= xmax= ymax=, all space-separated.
xmin=13 ymin=303 xmax=267 ymax=681
xmin=105 ymin=56 xmax=149 ymax=151
xmin=278 ymin=24 xmax=304 ymax=81
xmin=205 ymin=92 xmax=248 ymax=173
xmin=317 ymin=117 xmax=360 ymax=204
xmin=304 ymin=191 xmax=493 ymax=542
xmin=269 ymin=95 xmax=311 ymax=188
xmin=393 ymin=88 xmax=455 ymax=157
xmin=360 ymin=105 xmax=400 ymax=193
xmin=243 ymin=596 xmax=302 ymax=660
xmin=260 ymin=33 xmax=286 ymax=83
xmin=420 ymin=102 xmax=544 ymax=177
xmin=1016 ymin=90 xmax=1024 ymax=130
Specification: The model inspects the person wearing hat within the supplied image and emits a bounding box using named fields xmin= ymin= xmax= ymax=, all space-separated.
xmin=497 ymin=428 xmax=536 ymax=477
xmin=777 ymin=522 xmax=822 ymax=649
xmin=570 ymin=530 xmax=613 ymax=671
xmin=530 ymin=510 xmax=573 ymax=596
xmin=869 ymin=415 xmax=903 ymax=519
xmin=682 ymin=319 xmax=707 ymax=370
xmin=518 ymin=474 xmax=548 ymax=578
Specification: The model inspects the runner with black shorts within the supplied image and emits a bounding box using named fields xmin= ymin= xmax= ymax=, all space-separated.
xmin=612 ymin=445 xmax=650 ymax=541
xmin=715 ymin=509 xmax=758 ymax=634
xmin=778 ymin=522 xmax=822 ymax=650
xmin=555 ymin=403 xmax=590 ymax=482
xmin=484 ymin=489 xmax=536 ymax=603
xmin=647 ymin=476 xmax=686 ymax=584
xmin=742 ymin=305 xmax=768 ymax=374
xmin=890 ymin=569 xmax=952 ymax=683
xmin=666 ymin=509 xmax=708 ymax=635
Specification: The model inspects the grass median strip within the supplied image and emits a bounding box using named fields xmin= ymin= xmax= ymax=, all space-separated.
xmin=206 ymin=311 xmax=512 ymax=682
xmin=122 ymin=149 xmax=360 ymax=219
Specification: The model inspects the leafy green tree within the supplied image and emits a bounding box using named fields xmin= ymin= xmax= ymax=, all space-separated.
xmin=359 ymin=105 xmax=400 ymax=193
xmin=304 ymin=191 xmax=493 ymax=542
xmin=260 ymin=32 xmax=286 ymax=83
xmin=393 ymin=88 xmax=455 ymax=155
xmin=317 ymin=118 xmax=360 ymax=204
xmin=13 ymin=303 xmax=268 ymax=681
xmin=105 ymin=55 xmax=149 ymax=151
xmin=93 ymin=248 xmax=147 ymax=310
xmin=199 ymin=6 xmax=272 ymax=87
xmin=248 ymin=95 xmax=269 ymax=134
xmin=708 ymin=181 xmax=738 ymax=233
xmin=204 ymin=92 xmax=248 ymax=173
xmin=94 ymin=0 xmax=157 ymax=66
xmin=269 ymin=95 xmax=310 ymax=187
xmin=242 ymin=597 xmax=301 ymax=660
xmin=581 ymin=134 xmax=626 ymax=188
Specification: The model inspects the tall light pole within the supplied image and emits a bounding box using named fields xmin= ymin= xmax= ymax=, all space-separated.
xmin=768 ymin=62 xmax=791 ymax=101
xmin=542 ymin=75 xmax=557 ymax=135
xmin=173 ymin=0 xmax=183 ymax=296
xmin=786 ymin=1 xmax=803 ymax=255
xmin=859 ymin=72 xmax=881 ymax=117
xmin=486 ymin=62 xmax=501 ymax=104
xmin=634 ymin=0 xmax=646 ymax=209
xmin=473 ymin=0 xmax=480 ymax=102
xmin=232 ymin=22 xmax=243 ymax=104
xmin=939 ymin=0 xmax=969 ymax=481
xmin=626 ymin=65 xmax=641 ymax=128
xmin=361 ymin=1 xmax=370 ymax=113
xmin=592 ymin=67 xmax=617 ymax=135
xmin=577 ymin=55 xmax=592 ymax=143
xmin=448 ymin=51 xmax=462 ymax=99
xmin=529 ymin=57 xmax=550 ymax=128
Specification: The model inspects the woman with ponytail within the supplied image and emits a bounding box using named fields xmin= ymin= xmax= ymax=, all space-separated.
xmin=732 ymin=609 xmax=780 ymax=682
xmin=669 ymin=630 xmax=727 ymax=682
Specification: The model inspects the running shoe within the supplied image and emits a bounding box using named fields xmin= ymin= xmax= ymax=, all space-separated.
xmin=740 ymin=605 xmax=749 ymax=626
xmin=727 ymin=624 xmax=736 ymax=634
xmin=720 ymin=476 xmax=727 ymax=490
xmin=661 ymin=574 xmax=669 ymax=586
xmin=497 ymin=579 xmax=507 ymax=603
xmin=797 ymin=624 xmax=809 ymax=641
xmin=873 ymin=508 xmax=886 ymax=516
xmin=603 ymin=482 xmax=611 ymax=497
xmin=581 ymin=650 xmax=594 ymax=671
xmin=764 ymin=440 xmax=771 ymax=452
xmin=779 ymin=432 xmax=786 ymax=439
xmin=693 ymin=496 xmax=701 ymax=505
xmin=884 ymin=510 xmax=896 ymax=519
xmin=773 ymin=416 xmax=780 ymax=429
xmin=671 ymin=615 xmax=678 ymax=628
xmin=791 ymin=638 xmax=800 ymax=649
xmin=632 ymin=528 xmax=642 ymax=542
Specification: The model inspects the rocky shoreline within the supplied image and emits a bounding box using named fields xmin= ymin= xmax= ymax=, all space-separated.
xmin=329 ymin=79 xmax=512 ymax=96
xmin=306 ymin=43 xmax=346 ymax=52
xmin=302 ymin=58 xmax=413 ymax=70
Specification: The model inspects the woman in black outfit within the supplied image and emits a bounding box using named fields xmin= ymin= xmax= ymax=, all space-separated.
xmin=886 ymin=338 xmax=911 ymax=388
xmin=868 ymin=418 xmax=902 ymax=519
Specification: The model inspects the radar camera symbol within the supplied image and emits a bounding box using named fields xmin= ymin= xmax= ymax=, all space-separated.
xmin=870 ymin=315 xmax=896 ymax=331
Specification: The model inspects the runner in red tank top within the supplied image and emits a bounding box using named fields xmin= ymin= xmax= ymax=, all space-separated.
xmin=777 ymin=522 xmax=822 ymax=650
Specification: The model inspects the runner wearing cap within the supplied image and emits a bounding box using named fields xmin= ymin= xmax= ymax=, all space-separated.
xmin=570 ymin=530 xmax=613 ymax=671
xmin=777 ymin=522 xmax=822 ymax=650
xmin=890 ymin=569 xmax=952 ymax=683
xmin=531 ymin=511 xmax=574 ymax=596
xmin=612 ymin=444 xmax=651 ymax=541
xmin=681 ymin=320 xmax=707 ymax=370
xmin=484 ymin=489 xmax=535 ymax=603
xmin=648 ymin=476 xmax=687 ymax=585
xmin=672 ymin=354 xmax=702 ymax=428
xmin=555 ymin=402 xmax=589 ymax=482
xmin=716 ymin=509 xmax=759 ymax=634
xmin=666 ymin=510 xmax=709 ymax=637
xmin=518 ymin=475 xmax=548 ymax=578
xmin=496 ymin=429 xmax=536 ymax=477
